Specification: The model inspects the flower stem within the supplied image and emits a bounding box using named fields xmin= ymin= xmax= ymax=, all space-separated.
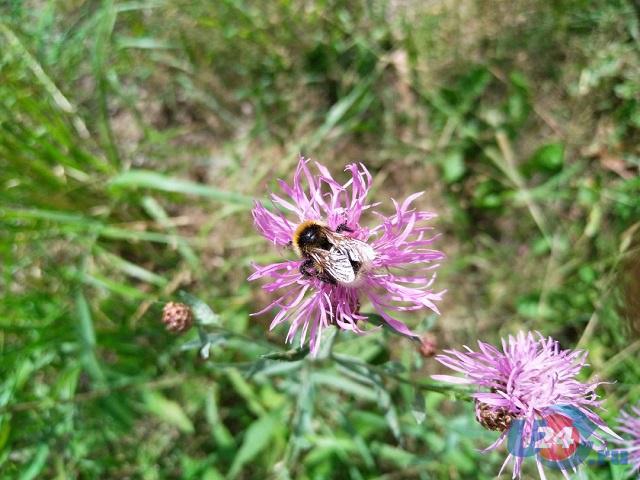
xmin=332 ymin=353 xmax=472 ymax=401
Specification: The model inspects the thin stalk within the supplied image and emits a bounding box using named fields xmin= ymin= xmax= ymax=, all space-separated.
xmin=332 ymin=353 xmax=472 ymax=401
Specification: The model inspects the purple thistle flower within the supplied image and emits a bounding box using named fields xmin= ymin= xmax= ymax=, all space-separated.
xmin=432 ymin=332 xmax=617 ymax=479
xmin=613 ymin=404 xmax=640 ymax=475
xmin=249 ymin=157 xmax=444 ymax=356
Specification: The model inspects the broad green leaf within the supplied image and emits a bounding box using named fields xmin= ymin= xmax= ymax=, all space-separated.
xmin=178 ymin=291 xmax=220 ymax=326
xmin=439 ymin=149 xmax=466 ymax=184
xmin=523 ymin=143 xmax=565 ymax=175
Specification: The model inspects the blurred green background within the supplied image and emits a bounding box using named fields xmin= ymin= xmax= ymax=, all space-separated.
xmin=1 ymin=0 xmax=639 ymax=478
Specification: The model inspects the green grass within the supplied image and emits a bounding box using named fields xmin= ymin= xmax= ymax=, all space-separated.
xmin=1 ymin=0 xmax=639 ymax=478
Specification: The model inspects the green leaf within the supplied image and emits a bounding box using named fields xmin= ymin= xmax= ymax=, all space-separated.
xmin=0 ymin=419 xmax=10 ymax=451
xmin=116 ymin=36 xmax=175 ymax=50
xmin=304 ymin=78 xmax=375 ymax=151
xmin=75 ymin=291 xmax=105 ymax=383
xmin=19 ymin=444 xmax=49 ymax=480
xmin=364 ymin=313 xmax=420 ymax=343
xmin=455 ymin=66 xmax=491 ymax=114
xmin=225 ymin=369 xmax=266 ymax=417
xmin=411 ymin=391 xmax=426 ymax=424
xmin=141 ymin=196 xmax=199 ymax=269
xmin=438 ymin=150 xmax=466 ymax=184
xmin=372 ymin=442 xmax=417 ymax=468
xmin=143 ymin=391 xmax=194 ymax=433
xmin=523 ymin=143 xmax=565 ymax=176
xmin=205 ymin=387 xmax=235 ymax=449
xmin=227 ymin=415 xmax=278 ymax=478
xmin=178 ymin=291 xmax=220 ymax=326
xmin=311 ymin=372 xmax=377 ymax=402
xmin=75 ymin=292 xmax=96 ymax=348
xmin=108 ymin=170 xmax=254 ymax=207
xmin=53 ymin=366 xmax=81 ymax=401
xmin=260 ymin=345 xmax=309 ymax=361
xmin=95 ymin=247 xmax=168 ymax=287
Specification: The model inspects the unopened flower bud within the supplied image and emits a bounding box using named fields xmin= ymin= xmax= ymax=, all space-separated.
xmin=418 ymin=333 xmax=438 ymax=358
xmin=162 ymin=302 xmax=193 ymax=334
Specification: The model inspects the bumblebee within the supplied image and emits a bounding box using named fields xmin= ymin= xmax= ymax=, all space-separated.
xmin=291 ymin=220 xmax=375 ymax=286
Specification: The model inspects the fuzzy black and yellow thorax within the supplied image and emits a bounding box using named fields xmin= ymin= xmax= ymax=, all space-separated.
xmin=292 ymin=220 xmax=332 ymax=257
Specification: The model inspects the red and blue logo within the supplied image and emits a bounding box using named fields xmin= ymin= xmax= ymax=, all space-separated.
xmin=507 ymin=405 xmax=627 ymax=470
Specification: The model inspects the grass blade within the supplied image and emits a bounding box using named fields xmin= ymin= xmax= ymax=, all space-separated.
xmin=109 ymin=170 xmax=254 ymax=207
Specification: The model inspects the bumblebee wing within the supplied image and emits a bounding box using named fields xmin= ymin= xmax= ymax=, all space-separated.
xmin=306 ymin=247 xmax=355 ymax=285
xmin=344 ymin=239 xmax=375 ymax=264
xmin=325 ymin=231 xmax=375 ymax=262
xmin=325 ymin=247 xmax=357 ymax=284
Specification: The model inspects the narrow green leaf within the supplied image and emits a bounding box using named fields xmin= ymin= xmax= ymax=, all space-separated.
xmin=109 ymin=170 xmax=254 ymax=207
xmin=19 ymin=444 xmax=49 ymax=480
xmin=75 ymin=291 xmax=96 ymax=348
xmin=227 ymin=415 xmax=277 ymax=479
xmin=82 ymin=273 xmax=148 ymax=300
xmin=143 ymin=391 xmax=194 ymax=433
xmin=75 ymin=291 xmax=105 ymax=383
xmin=0 ymin=419 xmax=10 ymax=451
xmin=260 ymin=345 xmax=309 ymax=361
xmin=311 ymin=372 xmax=377 ymax=401
xmin=141 ymin=196 xmax=199 ymax=269
xmin=95 ymin=247 xmax=168 ymax=287
xmin=205 ymin=387 xmax=235 ymax=449
xmin=372 ymin=442 xmax=417 ymax=468
xmin=116 ymin=36 xmax=175 ymax=49
xmin=411 ymin=391 xmax=426 ymax=424
xmin=225 ymin=369 xmax=265 ymax=417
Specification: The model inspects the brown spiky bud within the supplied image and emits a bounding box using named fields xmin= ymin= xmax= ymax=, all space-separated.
xmin=475 ymin=400 xmax=517 ymax=432
xmin=418 ymin=333 xmax=438 ymax=358
xmin=162 ymin=302 xmax=193 ymax=334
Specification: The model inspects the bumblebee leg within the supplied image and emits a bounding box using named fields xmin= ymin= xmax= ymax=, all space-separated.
xmin=300 ymin=259 xmax=337 ymax=285
xmin=316 ymin=271 xmax=337 ymax=286
xmin=349 ymin=259 xmax=362 ymax=275
xmin=336 ymin=223 xmax=353 ymax=233
xmin=299 ymin=258 xmax=315 ymax=277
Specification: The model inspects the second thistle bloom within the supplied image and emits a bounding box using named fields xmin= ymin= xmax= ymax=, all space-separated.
xmin=613 ymin=404 xmax=640 ymax=474
xmin=433 ymin=332 xmax=616 ymax=478
xmin=249 ymin=157 xmax=444 ymax=355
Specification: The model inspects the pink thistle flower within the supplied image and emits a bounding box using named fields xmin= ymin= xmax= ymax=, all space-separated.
xmin=432 ymin=332 xmax=617 ymax=479
xmin=249 ymin=157 xmax=444 ymax=356
xmin=613 ymin=404 xmax=640 ymax=474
